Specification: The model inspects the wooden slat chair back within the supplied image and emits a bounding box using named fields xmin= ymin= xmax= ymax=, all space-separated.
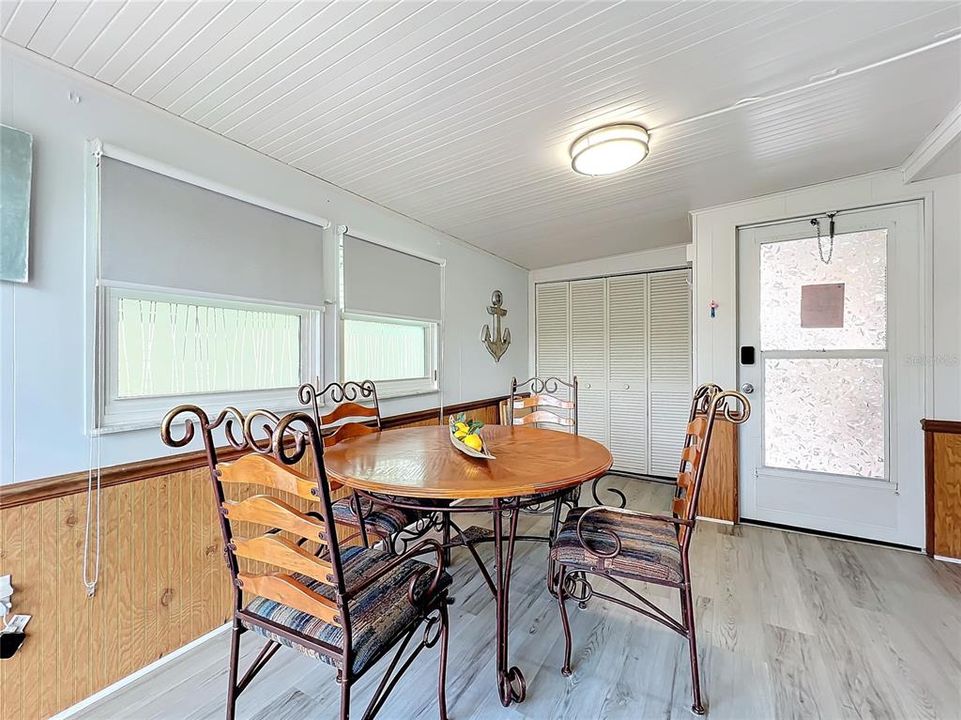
xmin=162 ymin=406 xmax=348 ymax=628
xmin=298 ymin=380 xmax=430 ymax=553
xmin=219 ymin=453 xmax=341 ymax=626
xmin=509 ymin=376 xmax=578 ymax=432
xmin=161 ymin=405 xmax=452 ymax=720
xmin=298 ymin=379 xmax=382 ymax=439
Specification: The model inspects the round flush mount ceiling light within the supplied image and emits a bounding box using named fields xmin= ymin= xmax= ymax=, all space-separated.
xmin=570 ymin=123 xmax=650 ymax=176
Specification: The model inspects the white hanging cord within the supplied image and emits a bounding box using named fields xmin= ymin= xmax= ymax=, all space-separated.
xmin=82 ymin=432 xmax=102 ymax=597
xmin=82 ymin=144 xmax=104 ymax=598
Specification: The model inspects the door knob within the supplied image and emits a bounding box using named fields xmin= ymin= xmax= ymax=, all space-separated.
xmin=740 ymin=383 xmax=754 ymax=394
xmin=624 ymin=384 xmax=630 ymax=390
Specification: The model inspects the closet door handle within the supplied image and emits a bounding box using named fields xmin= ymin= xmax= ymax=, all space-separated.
xmin=585 ymin=382 xmax=592 ymax=389
xmin=624 ymin=384 xmax=630 ymax=390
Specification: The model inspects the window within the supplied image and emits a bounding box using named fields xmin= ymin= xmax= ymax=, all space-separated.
xmin=342 ymin=313 xmax=438 ymax=397
xmin=91 ymin=150 xmax=330 ymax=432
xmin=100 ymin=286 xmax=321 ymax=431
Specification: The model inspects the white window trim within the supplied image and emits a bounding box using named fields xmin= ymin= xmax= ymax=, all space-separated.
xmin=96 ymin=283 xmax=323 ymax=434
xmin=341 ymin=310 xmax=439 ymax=399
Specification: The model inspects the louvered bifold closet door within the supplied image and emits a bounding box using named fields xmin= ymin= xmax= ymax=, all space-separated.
xmin=570 ymin=279 xmax=608 ymax=445
xmin=648 ymin=270 xmax=693 ymax=476
xmin=607 ymin=274 xmax=648 ymax=474
xmin=535 ymin=282 xmax=571 ymax=400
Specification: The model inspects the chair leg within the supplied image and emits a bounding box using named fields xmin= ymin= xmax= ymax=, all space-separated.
xmin=353 ymin=493 xmax=371 ymax=549
xmin=225 ymin=621 xmax=241 ymax=720
xmin=546 ymin=498 xmax=563 ymax=596
xmin=681 ymin=583 xmax=706 ymax=715
xmin=441 ymin=512 xmax=452 ymax=567
xmin=437 ymin=602 xmax=451 ymax=720
xmin=340 ymin=678 xmax=351 ymax=720
xmin=556 ymin=566 xmax=573 ymax=676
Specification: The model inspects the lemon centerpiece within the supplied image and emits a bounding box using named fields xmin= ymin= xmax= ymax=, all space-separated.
xmin=448 ymin=413 xmax=495 ymax=459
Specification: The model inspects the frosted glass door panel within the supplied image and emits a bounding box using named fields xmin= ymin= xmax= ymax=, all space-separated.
xmin=764 ymin=358 xmax=885 ymax=479
xmin=760 ymin=230 xmax=887 ymax=351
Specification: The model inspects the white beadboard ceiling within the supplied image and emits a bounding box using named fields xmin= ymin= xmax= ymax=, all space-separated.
xmin=2 ymin=1 xmax=959 ymax=269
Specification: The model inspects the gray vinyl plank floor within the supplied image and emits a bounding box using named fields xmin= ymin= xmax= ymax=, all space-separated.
xmin=73 ymin=477 xmax=961 ymax=720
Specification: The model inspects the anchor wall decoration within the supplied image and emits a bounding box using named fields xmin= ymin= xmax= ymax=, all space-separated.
xmin=481 ymin=290 xmax=511 ymax=362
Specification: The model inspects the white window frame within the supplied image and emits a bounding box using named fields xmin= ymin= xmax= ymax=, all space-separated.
xmin=341 ymin=311 xmax=439 ymax=399
xmin=97 ymin=282 xmax=323 ymax=433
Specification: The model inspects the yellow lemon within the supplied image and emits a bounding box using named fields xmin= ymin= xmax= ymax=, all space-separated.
xmin=463 ymin=434 xmax=483 ymax=452
xmin=454 ymin=421 xmax=469 ymax=433
xmin=454 ymin=429 xmax=469 ymax=440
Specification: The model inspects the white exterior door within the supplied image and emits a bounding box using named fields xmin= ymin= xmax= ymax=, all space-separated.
xmin=737 ymin=202 xmax=925 ymax=547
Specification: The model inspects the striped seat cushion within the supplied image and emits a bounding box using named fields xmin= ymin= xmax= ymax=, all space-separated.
xmin=330 ymin=497 xmax=421 ymax=537
xmin=243 ymin=546 xmax=451 ymax=676
xmin=551 ymin=507 xmax=683 ymax=584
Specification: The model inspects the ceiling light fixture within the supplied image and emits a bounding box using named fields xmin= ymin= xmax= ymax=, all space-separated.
xmin=570 ymin=123 xmax=650 ymax=176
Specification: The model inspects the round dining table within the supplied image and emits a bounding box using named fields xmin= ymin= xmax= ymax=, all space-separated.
xmin=322 ymin=424 xmax=613 ymax=707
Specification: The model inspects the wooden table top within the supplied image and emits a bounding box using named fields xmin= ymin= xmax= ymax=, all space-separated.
xmin=322 ymin=425 xmax=613 ymax=500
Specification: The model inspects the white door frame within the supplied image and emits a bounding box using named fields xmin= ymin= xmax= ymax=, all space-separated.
xmin=736 ymin=201 xmax=926 ymax=547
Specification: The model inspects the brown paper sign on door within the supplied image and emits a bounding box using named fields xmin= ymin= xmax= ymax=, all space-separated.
xmin=800 ymin=283 xmax=845 ymax=328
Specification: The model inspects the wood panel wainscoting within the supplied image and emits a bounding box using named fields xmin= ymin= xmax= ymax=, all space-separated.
xmin=697 ymin=418 xmax=739 ymax=524
xmin=922 ymin=419 xmax=961 ymax=561
xmin=0 ymin=396 xmax=502 ymax=720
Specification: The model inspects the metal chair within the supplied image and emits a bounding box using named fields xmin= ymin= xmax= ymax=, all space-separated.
xmin=299 ymin=380 xmax=431 ymax=553
xmin=508 ymin=376 xmax=580 ymax=593
xmin=508 ymin=375 xmax=578 ymax=431
xmin=549 ymin=384 xmax=750 ymax=715
xmin=161 ymin=405 xmax=452 ymax=720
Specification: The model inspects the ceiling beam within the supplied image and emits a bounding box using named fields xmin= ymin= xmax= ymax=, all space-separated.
xmin=901 ymin=101 xmax=961 ymax=183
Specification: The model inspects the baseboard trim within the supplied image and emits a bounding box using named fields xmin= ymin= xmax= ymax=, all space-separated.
xmin=741 ymin=518 xmax=922 ymax=553
xmin=49 ymin=622 xmax=231 ymax=720
xmin=934 ymin=554 xmax=961 ymax=565
xmin=697 ymin=515 xmax=735 ymax=526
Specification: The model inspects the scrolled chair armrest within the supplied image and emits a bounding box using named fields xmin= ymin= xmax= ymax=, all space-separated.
xmin=574 ymin=505 xmax=694 ymax=559
xmin=345 ymin=538 xmax=446 ymax=609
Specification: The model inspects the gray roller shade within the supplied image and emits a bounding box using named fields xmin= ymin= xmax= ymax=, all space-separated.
xmin=343 ymin=235 xmax=442 ymax=320
xmin=100 ymin=157 xmax=325 ymax=306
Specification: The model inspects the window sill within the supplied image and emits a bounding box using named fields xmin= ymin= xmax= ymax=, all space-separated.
xmin=367 ymin=381 xmax=439 ymax=401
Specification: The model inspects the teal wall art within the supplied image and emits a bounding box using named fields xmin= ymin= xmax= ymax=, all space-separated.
xmin=1 ymin=124 xmax=33 ymax=283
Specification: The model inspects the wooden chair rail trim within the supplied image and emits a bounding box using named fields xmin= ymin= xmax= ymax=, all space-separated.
xmin=921 ymin=419 xmax=961 ymax=435
xmin=223 ymin=495 xmax=325 ymax=540
xmin=218 ymin=455 xmax=320 ymax=503
xmin=233 ymin=534 xmax=333 ymax=584
xmin=513 ymin=410 xmax=575 ymax=427
xmin=0 ymin=394 xmax=507 ymax=509
xmin=380 ymin=394 xmax=511 ymax=428
xmin=238 ymin=572 xmax=341 ymax=625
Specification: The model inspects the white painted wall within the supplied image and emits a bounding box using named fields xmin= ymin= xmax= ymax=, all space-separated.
xmin=0 ymin=46 xmax=529 ymax=485
xmin=690 ymin=168 xmax=961 ymax=422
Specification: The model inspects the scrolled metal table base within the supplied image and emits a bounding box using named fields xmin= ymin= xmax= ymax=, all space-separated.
xmin=353 ymin=490 xmax=574 ymax=708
